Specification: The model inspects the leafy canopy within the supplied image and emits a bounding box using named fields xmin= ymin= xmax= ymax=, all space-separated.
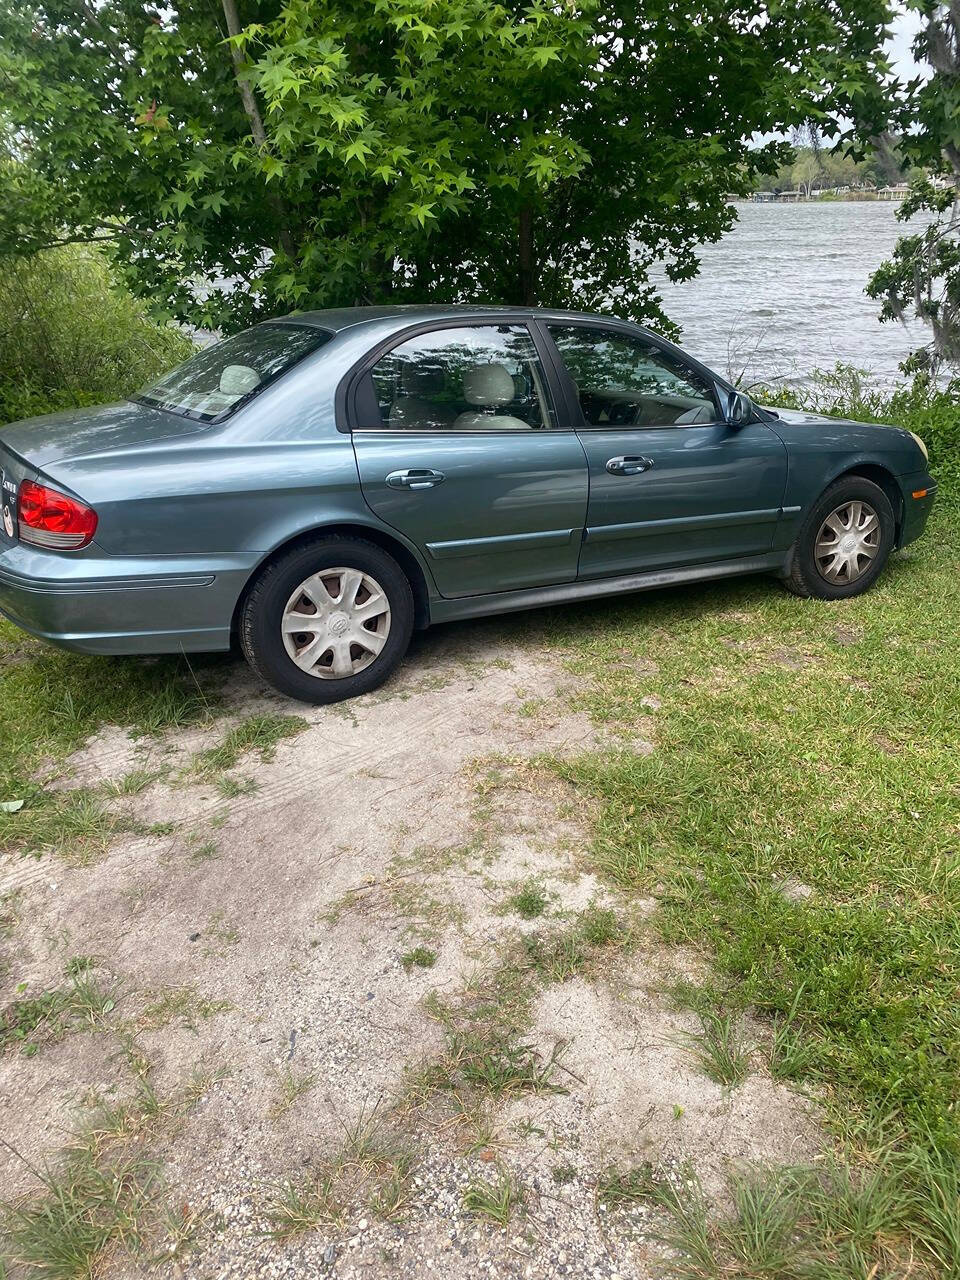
xmin=1 ymin=0 xmax=895 ymax=333
xmin=868 ymin=1 xmax=960 ymax=375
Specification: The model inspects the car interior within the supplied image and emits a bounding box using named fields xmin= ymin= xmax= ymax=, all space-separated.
xmin=575 ymin=385 xmax=717 ymax=426
xmin=373 ymin=356 xmax=552 ymax=430
xmin=370 ymin=326 xmax=719 ymax=431
xmin=549 ymin=326 xmax=719 ymax=428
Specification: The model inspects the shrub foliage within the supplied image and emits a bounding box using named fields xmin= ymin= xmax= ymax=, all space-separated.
xmin=0 ymin=247 xmax=193 ymax=424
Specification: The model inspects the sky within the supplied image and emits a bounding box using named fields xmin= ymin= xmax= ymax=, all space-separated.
xmin=887 ymin=4 xmax=926 ymax=81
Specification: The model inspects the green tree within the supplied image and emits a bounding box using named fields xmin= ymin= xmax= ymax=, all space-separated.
xmin=868 ymin=1 xmax=960 ymax=375
xmin=0 ymin=0 xmax=895 ymax=334
xmin=792 ymin=150 xmax=822 ymax=196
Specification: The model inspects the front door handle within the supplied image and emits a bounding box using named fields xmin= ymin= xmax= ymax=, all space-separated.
xmin=606 ymin=455 xmax=654 ymax=476
xmin=385 ymin=468 xmax=445 ymax=490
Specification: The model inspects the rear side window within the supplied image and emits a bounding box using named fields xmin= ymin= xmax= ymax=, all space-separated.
xmin=361 ymin=325 xmax=555 ymax=430
xmin=549 ymin=325 xmax=720 ymax=428
xmin=137 ymin=323 xmax=331 ymax=422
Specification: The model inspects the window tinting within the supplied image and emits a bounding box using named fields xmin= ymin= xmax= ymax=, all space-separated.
xmin=549 ymin=326 xmax=719 ymax=428
xmin=365 ymin=325 xmax=554 ymax=430
xmin=137 ymin=323 xmax=330 ymax=422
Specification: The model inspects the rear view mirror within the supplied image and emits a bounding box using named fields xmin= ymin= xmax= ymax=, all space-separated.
xmin=722 ymin=388 xmax=751 ymax=427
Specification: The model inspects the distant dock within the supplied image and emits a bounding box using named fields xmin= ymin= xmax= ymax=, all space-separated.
xmin=749 ymin=183 xmax=910 ymax=203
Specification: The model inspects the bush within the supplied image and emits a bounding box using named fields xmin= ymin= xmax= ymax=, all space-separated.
xmin=0 ymin=247 xmax=194 ymax=424
xmin=755 ymin=362 xmax=960 ymax=496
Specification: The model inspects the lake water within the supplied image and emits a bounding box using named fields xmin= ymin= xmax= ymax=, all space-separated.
xmin=648 ymin=201 xmax=932 ymax=390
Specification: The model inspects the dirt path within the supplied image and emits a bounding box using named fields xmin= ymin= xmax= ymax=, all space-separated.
xmin=0 ymin=622 xmax=817 ymax=1279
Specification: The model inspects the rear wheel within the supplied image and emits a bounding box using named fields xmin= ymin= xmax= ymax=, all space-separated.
xmin=240 ymin=537 xmax=414 ymax=703
xmin=783 ymin=476 xmax=896 ymax=599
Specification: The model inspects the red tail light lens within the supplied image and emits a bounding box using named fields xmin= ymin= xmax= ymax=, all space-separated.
xmin=18 ymin=480 xmax=98 ymax=550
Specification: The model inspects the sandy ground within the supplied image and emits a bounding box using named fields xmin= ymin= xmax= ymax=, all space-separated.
xmin=0 ymin=620 xmax=818 ymax=1279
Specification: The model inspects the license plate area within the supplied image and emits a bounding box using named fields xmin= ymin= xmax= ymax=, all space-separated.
xmin=0 ymin=469 xmax=17 ymax=544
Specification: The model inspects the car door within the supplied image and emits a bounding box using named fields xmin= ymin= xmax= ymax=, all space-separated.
xmin=348 ymin=321 xmax=589 ymax=598
xmin=541 ymin=322 xmax=789 ymax=578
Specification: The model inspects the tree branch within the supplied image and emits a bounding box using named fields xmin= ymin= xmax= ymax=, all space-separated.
xmin=220 ymin=0 xmax=296 ymax=259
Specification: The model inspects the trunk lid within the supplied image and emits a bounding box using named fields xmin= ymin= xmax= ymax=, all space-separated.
xmin=0 ymin=400 xmax=209 ymax=468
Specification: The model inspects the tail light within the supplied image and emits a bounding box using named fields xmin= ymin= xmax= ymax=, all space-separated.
xmin=18 ymin=480 xmax=98 ymax=550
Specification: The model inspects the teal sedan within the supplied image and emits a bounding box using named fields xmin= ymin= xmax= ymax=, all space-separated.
xmin=0 ymin=306 xmax=936 ymax=703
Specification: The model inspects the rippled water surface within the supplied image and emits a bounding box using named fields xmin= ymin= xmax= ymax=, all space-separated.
xmin=649 ymin=201 xmax=932 ymax=389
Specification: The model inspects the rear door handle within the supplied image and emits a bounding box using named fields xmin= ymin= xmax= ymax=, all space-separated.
xmin=606 ymin=455 xmax=654 ymax=476
xmin=385 ymin=468 xmax=445 ymax=490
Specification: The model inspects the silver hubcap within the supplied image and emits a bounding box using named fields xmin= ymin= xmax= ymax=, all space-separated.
xmin=281 ymin=567 xmax=391 ymax=680
xmin=815 ymin=501 xmax=880 ymax=584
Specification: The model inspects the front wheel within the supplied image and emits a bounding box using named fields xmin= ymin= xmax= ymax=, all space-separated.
xmin=783 ymin=478 xmax=901 ymax=601
xmin=239 ymin=537 xmax=414 ymax=703
xmin=783 ymin=476 xmax=896 ymax=600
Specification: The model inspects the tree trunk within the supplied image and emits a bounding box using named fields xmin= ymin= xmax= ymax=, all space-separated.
xmin=518 ymin=206 xmax=536 ymax=306
xmin=356 ymin=253 xmax=394 ymax=303
xmin=220 ymin=0 xmax=297 ymax=260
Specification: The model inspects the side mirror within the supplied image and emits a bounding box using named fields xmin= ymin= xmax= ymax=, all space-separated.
xmin=722 ymin=388 xmax=751 ymax=427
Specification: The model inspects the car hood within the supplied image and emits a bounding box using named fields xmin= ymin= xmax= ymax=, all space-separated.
xmin=0 ymin=400 xmax=208 ymax=468
xmin=761 ymin=405 xmax=869 ymax=429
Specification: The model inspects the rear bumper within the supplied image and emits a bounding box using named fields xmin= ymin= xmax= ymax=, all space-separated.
xmin=898 ymin=472 xmax=937 ymax=548
xmin=0 ymin=542 xmax=254 ymax=654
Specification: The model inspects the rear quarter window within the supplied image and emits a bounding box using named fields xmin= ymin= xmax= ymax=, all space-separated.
xmin=137 ymin=323 xmax=332 ymax=422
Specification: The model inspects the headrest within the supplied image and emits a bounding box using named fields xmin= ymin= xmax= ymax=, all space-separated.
xmin=219 ymin=364 xmax=261 ymax=396
xmin=400 ymin=362 xmax=446 ymax=396
xmin=462 ymin=363 xmax=515 ymax=407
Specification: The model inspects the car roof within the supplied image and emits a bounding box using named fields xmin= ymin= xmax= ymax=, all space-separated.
xmin=277 ymin=304 xmax=645 ymax=335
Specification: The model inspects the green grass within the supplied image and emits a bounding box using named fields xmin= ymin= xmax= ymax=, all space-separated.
xmin=0 ymin=620 xmax=223 ymax=857
xmin=648 ymin=1148 xmax=960 ymax=1279
xmin=136 ymin=986 xmax=230 ymax=1032
xmin=102 ymin=768 xmax=163 ymax=798
xmin=264 ymin=1173 xmax=343 ymax=1237
xmin=401 ymin=945 xmax=437 ymax=971
xmin=677 ymin=1010 xmax=753 ymax=1088
xmin=522 ymin=904 xmax=627 ymax=983
xmin=531 ymin=501 xmax=960 ymax=1269
xmin=505 ymin=881 xmax=549 ymax=919
xmin=597 ymin=1162 xmax=662 ymax=1207
xmin=263 ymin=1105 xmax=415 ymax=1237
xmin=190 ymin=713 xmax=307 ymax=778
xmin=768 ymin=984 xmax=818 ymax=1082
xmin=270 ymin=1065 xmax=318 ymax=1118
xmin=410 ymin=962 xmax=565 ymax=1125
xmin=462 ymin=1170 xmax=523 ymax=1225
xmin=0 ymin=1060 xmax=221 ymax=1278
xmin=549 ymin=504 xmax=960 ymax=1150
xmin=1 ymin=960 xmax=118 ymax=1055
xmin=0 ymin=1136 xmax=160 ymax=1280
xmin=214 ymin=774 xmax=258 ymax=799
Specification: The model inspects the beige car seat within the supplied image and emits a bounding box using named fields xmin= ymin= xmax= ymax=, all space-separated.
xmin=453 ymin=363 xmax=530 ymax=430
xmin=389 ymin=364 xmax=456 ymax=428
xmin=219 ymin=364 xmax=261 ymax=397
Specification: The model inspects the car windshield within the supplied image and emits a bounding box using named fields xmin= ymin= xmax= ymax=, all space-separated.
xmin=136 ymin=323 xmax=331 ymax=422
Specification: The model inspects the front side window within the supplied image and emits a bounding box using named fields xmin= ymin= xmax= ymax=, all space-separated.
xmin=549 ymin=326 xmax=720 ymax=428
xmin=137 ymin=323 xmax=331 ymax=422
xmin=364 ymin=325 xmax=554 ymax=430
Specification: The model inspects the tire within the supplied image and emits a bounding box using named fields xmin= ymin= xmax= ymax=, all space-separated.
xmin=783 ymin=476 xmax=896 ymax=600
xmin=239 ymin=537 xmax=414 ymax=703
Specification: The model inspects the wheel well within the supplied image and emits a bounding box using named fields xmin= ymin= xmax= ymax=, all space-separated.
xmin=834 ymin=464 xmax=904 ymax=541
xmin=232 ymin=524 xmax=432 ymax=637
